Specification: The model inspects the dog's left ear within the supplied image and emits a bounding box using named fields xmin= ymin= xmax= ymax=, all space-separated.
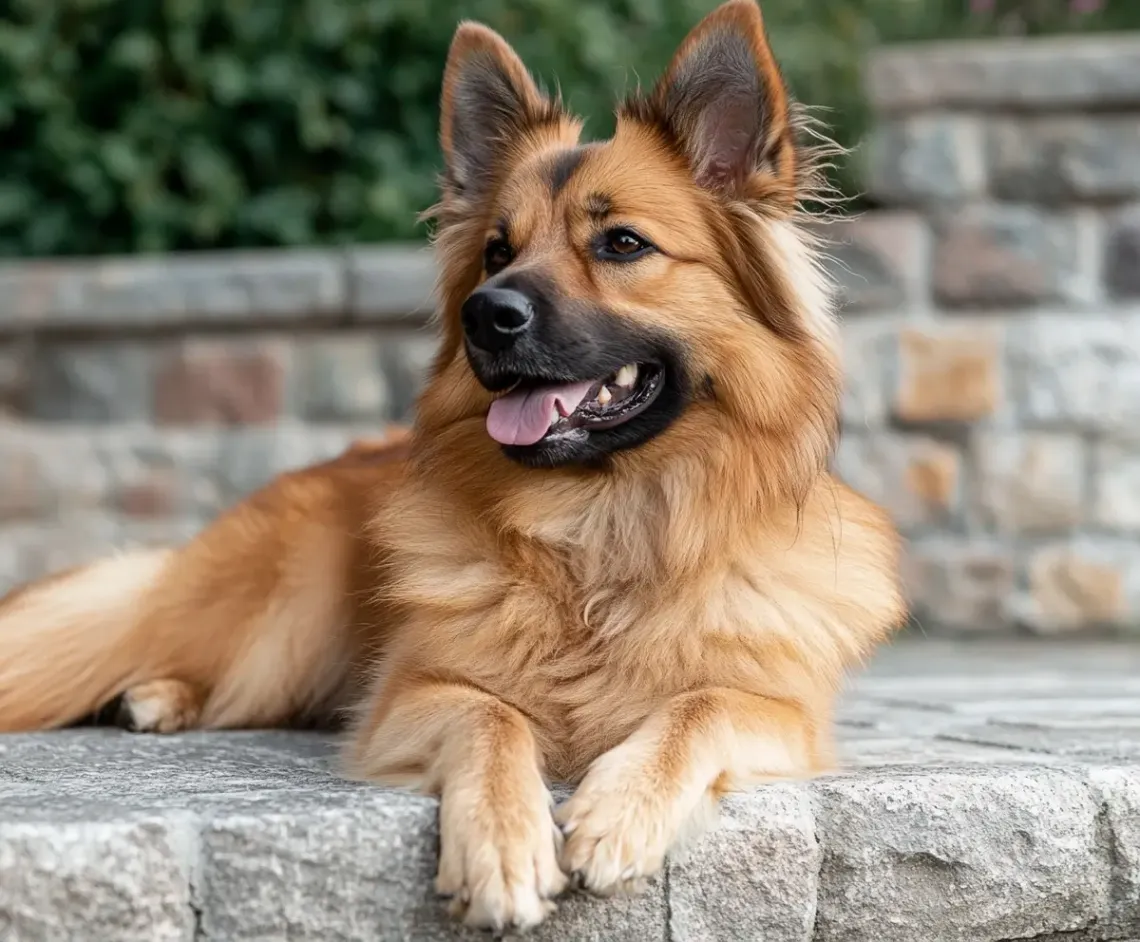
xmin=638 ymin=0 xmax=796 ymax=199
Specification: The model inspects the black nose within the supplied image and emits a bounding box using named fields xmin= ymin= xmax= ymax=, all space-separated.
xmin=461 ymin=287 xmax=535 ymax=354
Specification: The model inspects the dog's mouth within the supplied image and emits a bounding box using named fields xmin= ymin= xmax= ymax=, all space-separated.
xmin=486 ymin=362 xmax=664 ymax=447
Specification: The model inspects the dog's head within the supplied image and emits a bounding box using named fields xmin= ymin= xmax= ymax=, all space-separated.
xmin=418 ymin=0 xmax=842 ymax=484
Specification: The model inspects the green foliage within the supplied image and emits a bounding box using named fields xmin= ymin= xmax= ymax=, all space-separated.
xmin=0 ymin=0 xmax=1135 ymax=256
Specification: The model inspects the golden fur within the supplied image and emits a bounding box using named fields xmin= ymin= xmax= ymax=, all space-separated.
xmin=0 ymin=2 xmax=904 ymax=931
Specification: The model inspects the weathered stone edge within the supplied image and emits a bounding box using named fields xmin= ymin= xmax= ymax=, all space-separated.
xmin=868 ymin=35 xmax=1140 ymax=113
xmin=0 ymin=243 xmax=437 ymax=331
xmin=6 ymin=764 xmax=1140 ymax=942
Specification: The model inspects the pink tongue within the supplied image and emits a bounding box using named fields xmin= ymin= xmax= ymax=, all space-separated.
xmin=486 ymin=380 xmax=596 ymax=446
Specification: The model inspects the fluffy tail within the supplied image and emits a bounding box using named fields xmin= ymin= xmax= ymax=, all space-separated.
xmin=0 ymin=548 xmax=173 ymax=731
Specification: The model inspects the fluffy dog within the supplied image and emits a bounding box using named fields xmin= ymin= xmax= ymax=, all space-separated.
xmin=0 ymin=0 xmax=904 ymax=930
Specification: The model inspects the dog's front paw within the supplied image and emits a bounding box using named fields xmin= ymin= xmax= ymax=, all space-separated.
xmin=436 ymin=773 xmax=568 ymax=931
xmin=555 ymin=768 xmax=684 ymax=897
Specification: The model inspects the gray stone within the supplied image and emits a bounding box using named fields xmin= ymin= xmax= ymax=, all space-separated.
xmin=1087 ymin=766 xmax=1140 ymax=937
xmin=814 ymin=213 xmax=930 ymax=313
xmin=3 ymin=644 xmax=1140 ymax=939
xmin=348 ymin=244 xmax=437 ymax=321
xmin=0 ymin=340 xmax=29 ymax=416
xmin=839 ymin=316 xmax=900 ymax=429
xmin=900 ymin=538 xmax=1017 ymax=634
xmin=972 ymin=431 xmax=1086 ymax=534
xmin=0 ymin=817 xmax=197 ymax=942
xmin=0 ymin=248 xmax=347 ymax=328
xmin=30 ymin=342 xmax=153 ymax=422
xmin=865 ymin=117 xmax=986 ymax=206
xmin=932 ymin=206 xmax=1100 ymax=309
xmin=1106 ymin=204 xmax=1140 ymax=300
xmin=812 ymin=769 xmax=1110 ymax=942
xmin=1095 ymin=439 xmax=1140 ymax=532
xmin=1007 ymin=314 xmax=1140 ymax=434
xmin=668 ymin=785 xmax=819 ymax=942
xmin=381 ymin=332 xmax=440 ymax=421
xmin=300 ymin=334 xmax=391 ymax=421
xmin=868 ymin=35 xmax=1140 ymax=113
xmin=989 ymin=117 xmax=1140 ymax=203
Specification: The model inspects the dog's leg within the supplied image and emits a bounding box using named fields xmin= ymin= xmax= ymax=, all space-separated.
xmin=348 ymin=679 xmax=567 ymax=931
xmin=556 ymin=688 xmax=816 ymax=895
xmin=99 ymin=678 xmax=206 ymax=733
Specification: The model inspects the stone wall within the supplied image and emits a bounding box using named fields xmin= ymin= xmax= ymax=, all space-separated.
xmin=4 ymin=35 xmax=1140 ymax=636
xmin=828 ymin=35 xmax=1140 ymax=635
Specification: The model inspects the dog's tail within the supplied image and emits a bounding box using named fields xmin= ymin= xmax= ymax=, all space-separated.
xmin=0 ymin=548 xmax=173 ymax=731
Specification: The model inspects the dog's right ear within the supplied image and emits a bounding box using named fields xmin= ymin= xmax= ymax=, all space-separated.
xmin=439 ymin=23 xmax=559 ymax=204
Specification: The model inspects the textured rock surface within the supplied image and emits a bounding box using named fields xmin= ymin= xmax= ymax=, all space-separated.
xmin=3 ymin=641 xmax=1140 ymax=941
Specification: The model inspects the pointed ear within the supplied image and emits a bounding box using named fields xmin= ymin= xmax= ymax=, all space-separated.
xmin=636 ymin=0 xmax=796 ymax=198
xmin=439 ymin=22 xmax=558 ymax=201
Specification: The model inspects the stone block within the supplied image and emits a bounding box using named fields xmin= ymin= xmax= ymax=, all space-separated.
xmin=893 ymin=323 xmax=1001 ymax=423
xmin=839 ymin=317 xmax=899 ymax=428
xmin=0 ymin=341 xmax=29 ymax=416
xmin=812 ymin=769 xmax=1110 ymax=942
xmin=834 ymin=433 xmax=960 ymax=531
xmin=0 ymin=434 xmax=46 ymax=521
xmin=1088 ymin=766 xmax=1140 ymax=937
xmin=973 ymin=432 xmax=1085 ymax=534
xmin=0 ymin=817 xmax=196 ymax=942
xmin=901 ymin=538 xmax=1016 ymax=633
xmin=868 ymin=35 xmax=1140 ymax=112
xmin=348 ymin=244 xmax=437 ymax=321
xmin=199 ymin=788 xmax=665 ymax=942
xmin=865 ymin=116 xmax=986 ymax=206
xmin=668 ymin=785 xmax=819 ymax=942
xmin=153 ymin=339 xmax=292 ymax=426
xmin=932 ymin=206 xmax=1099 ymax=309
xmin=1007 ymin=315 xmax=1140 ymax=433
xmin=989 ymin=117 xmax=1140 ymax=203
xmin=815 ymin=213 xmax=930 ymax=312
xmin=1106 ymin=204 xmax=1140 ymax=300
xmin=30 ymin=342 xmax=153 ymax=422
xmin=1022 ymin=544 xmax=1129 ymax=634
xmin=299 ymin=334 xmax=390 ymax=421
xmin=1094 ymin=440 xmax=1140 ymax=532
xmin=380 ymin=332 xmax=439 ymax=421
xmin=0 ymin=248 xmax=347 ymax=328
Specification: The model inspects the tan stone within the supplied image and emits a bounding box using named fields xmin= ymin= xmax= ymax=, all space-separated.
xmin=1027 ymin=547 xmax=1126 ymax=634
xmin=835 ymin=433 xmax=960 ymax=531
xmin=154 ymin=341 xmax=287 ymax=426
xmin=117 ymin=470 xmax=178 ymax=518
xmin=974 ymin=433 xmax=1085 ymax=534
xmin=894 ymin=325 xmax=1000 ymax=423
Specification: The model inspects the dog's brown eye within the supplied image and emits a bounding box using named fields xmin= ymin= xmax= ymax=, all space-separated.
xmin=596 ymin=228 xmax=654 ymax=262
xmin=484 ymin=238 xmax=514 ymax=276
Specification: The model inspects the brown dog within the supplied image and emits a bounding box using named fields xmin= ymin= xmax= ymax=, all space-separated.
xmin=0 ymin=0 xmax=904 ymax=930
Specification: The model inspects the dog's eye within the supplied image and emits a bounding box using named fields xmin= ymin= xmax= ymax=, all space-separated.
xmin=484 ymin=238 xmax=514 ymax=276
xmin=596 ymin=228 xmax=654 ymax=262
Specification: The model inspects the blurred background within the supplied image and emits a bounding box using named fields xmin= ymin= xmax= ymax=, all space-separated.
xmin=0 ymin=0 xmax=1136 ymax=637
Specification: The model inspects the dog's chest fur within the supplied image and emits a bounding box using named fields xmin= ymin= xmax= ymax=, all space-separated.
xmin=378 ymin=473 xmax=898 ymax=783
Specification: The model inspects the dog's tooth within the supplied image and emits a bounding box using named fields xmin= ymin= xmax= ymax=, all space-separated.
xmin=596 ymin=385 xmax=612 ymax=406
xmin=615 ymin=364 xmax=638 ymax=387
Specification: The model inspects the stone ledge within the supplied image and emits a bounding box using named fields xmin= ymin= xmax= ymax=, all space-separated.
xmin=868 ymin=35 xmax=1140 ymax=113
xmin=0 ymin=244 xmax=435 ymax=331
xmin=3 ymin=641 xmax=1140 ymax=941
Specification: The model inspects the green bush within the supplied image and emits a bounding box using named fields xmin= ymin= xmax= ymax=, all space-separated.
xmin=0 ymin=0 xmax=1134 ymax=256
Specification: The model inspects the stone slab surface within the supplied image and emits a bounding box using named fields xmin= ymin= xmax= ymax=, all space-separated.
xmin=4 ymin=641 xmax=1140 ymax=941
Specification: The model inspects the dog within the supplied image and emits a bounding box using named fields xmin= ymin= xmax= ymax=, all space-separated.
xmin=0 ymin=0 xmax=904 ymax=931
